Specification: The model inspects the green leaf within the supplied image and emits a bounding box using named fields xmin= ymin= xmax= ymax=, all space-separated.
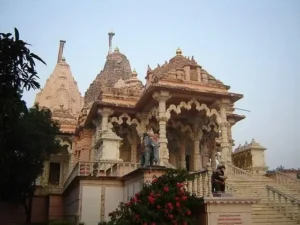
xmin=14 ymin=28 xmax=19 ymax=41
xmin=30 ymin=53 xmax=46 ymax=65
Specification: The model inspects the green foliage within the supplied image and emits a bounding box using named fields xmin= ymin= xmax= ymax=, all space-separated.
xmin=99 ymin=169 xmax=203 ymax=225
xmin=0 ymin=28 xmax=63 ymax=223
xmin=48 ymin=220 xmax=71 ymax=225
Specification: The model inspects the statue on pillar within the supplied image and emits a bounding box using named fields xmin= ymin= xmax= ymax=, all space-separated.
xmin=149 ymin=133 xmax=159 ymax=165
xmin=139 ymin=132 xmax=160 ymax=167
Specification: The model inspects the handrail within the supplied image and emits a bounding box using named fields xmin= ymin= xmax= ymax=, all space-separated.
xmin=266 ymin=185 xmax=300 ymax=223
xmin=63 ymin=160 xmax=140 ymax=190
xmin=187 ymin=169 xmax=212 ymax=198
xmin=226 ymin=163 xmax=252 ymax=180
xmin=273 ymin=171 xmax=300 ymax=191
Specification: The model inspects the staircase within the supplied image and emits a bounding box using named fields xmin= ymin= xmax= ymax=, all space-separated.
xmin=226 ymin=164 xmax=300 ymax=225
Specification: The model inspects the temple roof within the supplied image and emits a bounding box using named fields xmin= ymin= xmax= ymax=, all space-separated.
xmin=35 ymin=41 xmax=83 ymax=133
xmin=148 ymin=48 xmax=224 ymax=85
xmin=84 ymin=47 xmax=132 ymax=105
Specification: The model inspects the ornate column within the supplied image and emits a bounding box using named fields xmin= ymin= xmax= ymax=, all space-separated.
xmin=218 ymin=99 xmax=231 ymax=164
xmin=68 ymin=153 xmax=74 ymax=175
xmin=192 ymin=121 xmax=202 ymax=171
xmin=179 ymin=139 xmax=186 ymax=168
xmin=98 ymin=108 xmax=114 ymax=133
xmin=152 ymin=91 xmax=171 ymax=165
xmin=228 ymin=118 xmax=236 ymax=148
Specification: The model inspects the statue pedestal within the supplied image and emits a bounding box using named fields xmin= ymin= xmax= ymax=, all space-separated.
xmin=99 ymin=130 xmax=122 ymax=161
xmin=195 ymin=197 xmax=260 ymax=225
xmin=121 ymin=166 xmax=167 ymax=201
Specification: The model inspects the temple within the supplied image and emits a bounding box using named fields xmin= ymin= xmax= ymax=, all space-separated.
xmin=24 ymin=34 xmax=299 ymax=225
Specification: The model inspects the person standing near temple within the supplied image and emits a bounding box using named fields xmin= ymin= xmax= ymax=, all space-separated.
xmin=212 ymin=164 xmax=227 ymax=193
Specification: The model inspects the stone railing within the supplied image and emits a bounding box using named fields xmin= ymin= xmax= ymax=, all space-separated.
xmin=269 ymin=171 xmax=300 ymax=191
xmin=226 ymin=163 xmax=252 ymax=180
xmin=187 ymin=163 xmax=236 ymax=197
xmin=64 ymin=161 xmax=140 ymax=190
xmin=188 ymin=168 xmax=212 ymax=197
xmin=266 ymin=185 xmax=300 ymax=223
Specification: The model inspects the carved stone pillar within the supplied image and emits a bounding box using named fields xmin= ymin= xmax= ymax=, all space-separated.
xmin=192 ymin=121 xmax=202 ymax=171
xmin=130 ymin=144 xmax=137 ymax=162
xmin=153 ymin=91 xmax=171 ymax=165
xmin=211 ymin=145 xmax=216 ymax=170
xmin=98 ymin=108 xmax=114 ymax=132
xmin=218 ymin=99 xmax=231 ymax=164
xmin=179 ymin=141 xmax=186 ymax=168
xmin=68 ymin=153 xmax=74 ymax=175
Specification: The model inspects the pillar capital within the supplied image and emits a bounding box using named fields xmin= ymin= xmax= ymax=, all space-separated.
xmin=97 ymin=107 xmax=114 ymax=117
xmin=152 ymin=91 xmax=171 ymax=102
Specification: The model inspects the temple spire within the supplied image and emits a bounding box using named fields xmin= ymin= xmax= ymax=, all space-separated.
xmin=57 ymin=40 xmax=66 ymax=63
xmin=108 ymin=31 xmax=115 ymax=54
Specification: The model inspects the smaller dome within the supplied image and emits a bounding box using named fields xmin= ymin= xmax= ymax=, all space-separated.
xmin=132 ymin=69 xmax=137 ymax=77
xmin=176 ymin=48 xmax=182 ymax=56
xmin=114 ymin=47 xmax=119 ymax=52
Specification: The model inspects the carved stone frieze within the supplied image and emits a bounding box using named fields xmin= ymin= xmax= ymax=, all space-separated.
xmin=166 ymin=98 xmax=222 ymax=124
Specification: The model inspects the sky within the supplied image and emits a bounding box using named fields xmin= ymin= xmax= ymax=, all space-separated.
xmin=1 ymin=0 xmax=299 ymax=169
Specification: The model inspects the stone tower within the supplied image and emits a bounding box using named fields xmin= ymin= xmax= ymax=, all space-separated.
xmin=84 ymin=33 xmax=132 ymax=106
xmin=35 ymin=40 xmax=83 ymax=133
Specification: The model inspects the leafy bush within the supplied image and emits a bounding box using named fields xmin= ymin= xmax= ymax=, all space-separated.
xmin=48 ymin=220 xmax=71 ymax=225
xmin=99 ymin=169 xmax=203 ymax=225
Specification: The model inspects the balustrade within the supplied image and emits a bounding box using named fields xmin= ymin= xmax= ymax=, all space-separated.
xmin=273 ymin=171 xmax=300 ymax=191
xmin=226 ymin=163 xmax=252 ymax=180
xmin=266 ymin=185 xmax=300 ymax=223
xmin=64 ymin=161 xmax=140 ymax=190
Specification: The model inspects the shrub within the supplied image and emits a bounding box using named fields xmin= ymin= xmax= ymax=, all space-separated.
xmin=99 ymin=169 xmax=203 ymax=225
xmin=48 ymin=220 xmax=71 ymax=225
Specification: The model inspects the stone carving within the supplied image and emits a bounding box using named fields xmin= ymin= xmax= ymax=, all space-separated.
xmin=35 ymin=41 xmax=83 ymax=134
xmin=166 ymin=98 xmax=222 ymax=124
xmin=110 ymin=113 xmax=142 ymax=135
xmin=146 ymin=106 xmax=159 ymax=122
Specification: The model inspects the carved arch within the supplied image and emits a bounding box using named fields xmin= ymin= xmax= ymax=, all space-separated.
xmin=146 ymin=107 xmax=159 ymax=123
xmin=109 ymin=113 xmax=143 ymax=135
xmin=168 ymin=120 xmax=194 ymax=140
xmin=202 ymin=121 xmax=219 ymax=133
xmin=55 ymin=137 xmax=72 ymax=154
xmin=166 ymin=98 xmax=222 ymax=124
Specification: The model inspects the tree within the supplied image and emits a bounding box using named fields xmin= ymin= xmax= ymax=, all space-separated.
xmin=0 ymin=28 xmax=63 ymax=223
xmin=99 ymin=169 xmax=203 ymax=225
xmin=8 ymin=104 xmax=63 ymax=223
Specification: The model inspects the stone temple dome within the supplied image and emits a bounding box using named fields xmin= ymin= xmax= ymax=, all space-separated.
xmin=84 ymin=47 xmax=132 ymax=105
xmin=148 ymin=48 xmax=224 ymax=85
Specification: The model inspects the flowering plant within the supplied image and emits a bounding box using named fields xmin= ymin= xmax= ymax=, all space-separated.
xmin=99 ymin=169 xmax=203 ymax=225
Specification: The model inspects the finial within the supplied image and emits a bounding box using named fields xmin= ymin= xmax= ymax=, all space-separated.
xmin=176 ymin=47 xmax=182 ymax=56
xmin=108 ymin=32 xmax=115 ymax=54
xmin=114 ymin=46 xmax=119 ymax=52
xmin=132 ymin=69 xmax=137 ymax=77
xmin=57 ymin=40 xmax=66 ymax=63
xmin=147 ymin=65 xmax=152 ymax=71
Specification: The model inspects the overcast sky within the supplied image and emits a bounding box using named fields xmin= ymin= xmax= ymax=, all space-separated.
xmin=1 ymin=0 xmax=299 ymax=169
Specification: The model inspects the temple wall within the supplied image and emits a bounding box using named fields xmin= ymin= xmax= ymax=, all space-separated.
xmin=80 ymin=179 xmax=123 ymax=225
xmin=64 ymin=184 xmax=80 ymax=223
xmin=49 ymin=195 xmax=64 ymax=220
